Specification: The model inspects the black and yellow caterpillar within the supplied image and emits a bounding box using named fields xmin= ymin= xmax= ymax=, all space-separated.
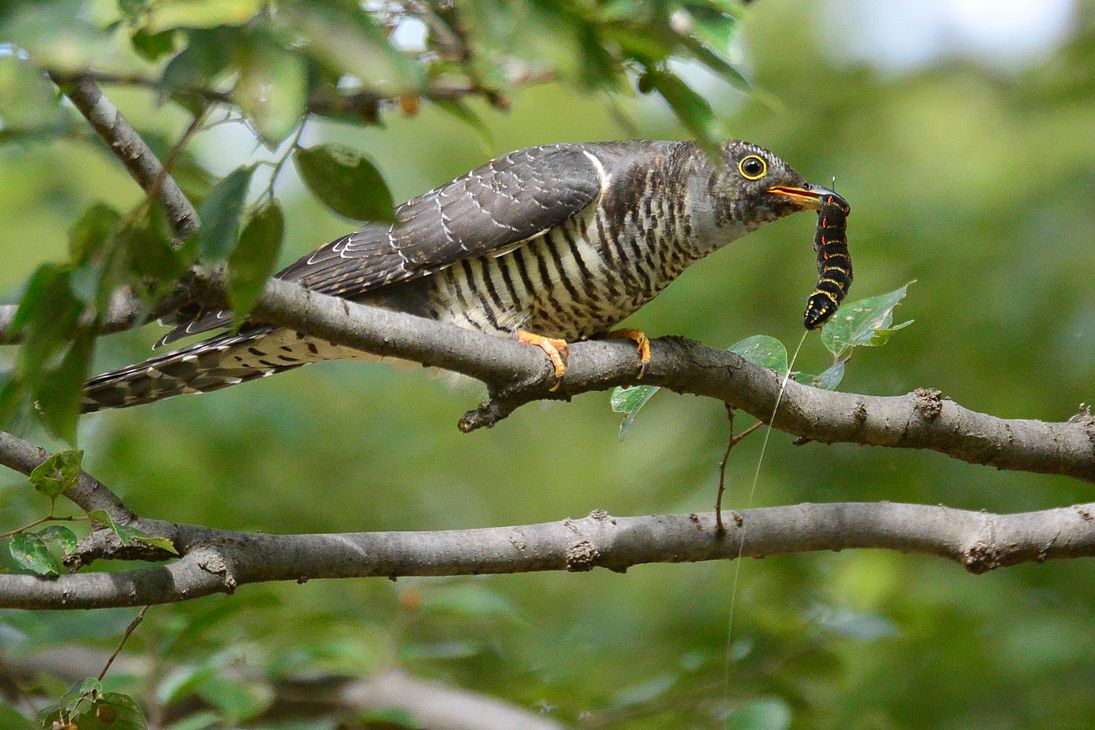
xmin=803 ymin=192 xmax=852 ymax=330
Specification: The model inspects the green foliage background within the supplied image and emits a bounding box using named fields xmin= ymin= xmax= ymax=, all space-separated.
xmin=2 ymin=1 xmax=1094 ymax=726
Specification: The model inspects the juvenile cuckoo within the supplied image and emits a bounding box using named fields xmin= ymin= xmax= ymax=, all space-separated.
xmin=82 ymin=140 xmax=838 ymax=412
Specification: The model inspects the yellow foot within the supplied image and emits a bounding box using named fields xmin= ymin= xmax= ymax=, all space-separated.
xmin=516 ymin=329 xmax=569 ymax=391
xmin=603 ymin=328 xmax=651 ymax=378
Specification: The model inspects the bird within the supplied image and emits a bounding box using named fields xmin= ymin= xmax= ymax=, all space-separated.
xmin=81 ymin=139 xmax=839 ymax=412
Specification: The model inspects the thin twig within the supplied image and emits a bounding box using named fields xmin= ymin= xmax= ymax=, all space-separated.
xmin=97 ymin=606 xmax=150 ymax=682
xmin=0 ymin=515 xmax=80 ymax=541
xmin=715 ymin=405 xmax=734 ymax=535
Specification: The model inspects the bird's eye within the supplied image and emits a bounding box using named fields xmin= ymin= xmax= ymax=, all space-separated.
xmin=738 ymin=155 xmax=767 ymax=180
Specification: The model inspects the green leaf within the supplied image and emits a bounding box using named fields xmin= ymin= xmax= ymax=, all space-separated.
xmin=29 ymin=449 xmax=84 ymax=498
xmin=87 ymin=511 xmax=178 ymax=554
xmin=686 ymin=5 xmax=739 ymax=50
xmin=821 ymin=282 xmax=915 ymax=359
xmin=37 ymin=525 xmax=78 ymax=556
xmin=91 ymin=693 xmax=148 ymax=730
xmin=130 ymin=28 xmax=177 ymax=62
xmin=228 ymin=201 xmax=284 ymax=328
xmin=812 ymin=360 xmax=845 ymax=390
xmin=67 ymin=203 xmax=121 ymax=269
xmin=294 ymin=144 xmax=395 ymax=222
xmin=128 ymin=532 xmax=180 ymax=555
xmin=870 ymin=320 xmax=915 ymax=347
xmin=35 ymin=330 xmax=94 ymax=444
xmin=729 ymin=335 xmax=789 ymax=372
xmin=87 ymin=509 xmax=116 ymax=530
xmin=62 ymin=677 xmax=102 ymax=715
xmin=235 ymin=37 xmax=307 ymax=146
xmin=119 ymin=205 xmax=189 ymax=293
xmin=195 ymin=166 xmax=254 ymax=262
xmin=610 ymin=384 xmax=660 ymax=440
xmin=161 ymin=28 xmax=235 ymax=92
xmin=145 ymin=0 xmax=264 ymax=32
xmin=10 ymin=264 xmax=83 ymax=358
xmin=9 ymin=532 xmax=62 ymax=577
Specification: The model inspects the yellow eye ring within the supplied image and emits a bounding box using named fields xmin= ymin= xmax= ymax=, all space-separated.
xmin=738 ymin=155 xmax=767 ymax=180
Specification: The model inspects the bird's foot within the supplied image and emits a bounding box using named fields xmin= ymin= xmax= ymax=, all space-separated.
xmin=515 ymin=330 xmax=569 ymax=391
xmin=603 ymin=328 xmax=651 ymax=378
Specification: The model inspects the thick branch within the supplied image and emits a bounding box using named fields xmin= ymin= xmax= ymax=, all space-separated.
xmin=0 ymin=501 xmax=1092 ymax=609
xmin=185 ymin=272 xmax=1095 ymax=484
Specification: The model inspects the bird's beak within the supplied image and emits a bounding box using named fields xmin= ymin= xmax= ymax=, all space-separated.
xmin=767 ymin=183 xmax=842 ymax=210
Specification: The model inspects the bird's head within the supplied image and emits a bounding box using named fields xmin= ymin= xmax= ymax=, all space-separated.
xmin=705 ymin=140 xmax=841 ymax=232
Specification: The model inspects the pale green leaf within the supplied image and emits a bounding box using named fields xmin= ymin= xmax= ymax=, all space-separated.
xmin=729 ymin=335 xmax=788 ymax=372
xmin=821 ymin=282 xmax=915 ymax=359
xmin=610 ymin=384 xmax=661 ymax=440
xmin=37 ymin=525 xmax=78 ymax=556
xmin=28 ymin=449 xmax=84 ymax=498
xmin=812 ymin=360 xmax=845 ymax=390
xmin=9 ymin=532 xmax=62 ymax=577
xmin=235 ymin=38 xmax=307 ymax=146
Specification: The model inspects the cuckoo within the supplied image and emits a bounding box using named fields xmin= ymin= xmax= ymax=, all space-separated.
xmin=82 ymin=140 xmax=839 ymax=412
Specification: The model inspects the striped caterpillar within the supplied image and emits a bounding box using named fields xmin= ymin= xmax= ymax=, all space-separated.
xmin=803 ymin=192 xmax=852 ymax=330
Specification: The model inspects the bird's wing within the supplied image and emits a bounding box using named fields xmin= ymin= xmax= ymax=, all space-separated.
xmin=157 ymin=144 xmax=604 ymax=347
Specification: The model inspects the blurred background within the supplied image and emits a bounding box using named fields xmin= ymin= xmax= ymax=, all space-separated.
xmin=2 ymin=0 xmax=1094 ymax=726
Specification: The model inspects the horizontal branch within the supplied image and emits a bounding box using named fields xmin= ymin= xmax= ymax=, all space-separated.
xmin=1 ymin=498 xmax=1092 ymax=609
xmin=188 ymin=271 xmax=1095 ymax=483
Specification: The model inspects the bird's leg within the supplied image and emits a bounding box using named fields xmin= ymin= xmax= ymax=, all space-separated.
xmin=601 ymin=328 xmax=651 ymax=378
xmin=515 ymin=329 xmax=569 ymax=391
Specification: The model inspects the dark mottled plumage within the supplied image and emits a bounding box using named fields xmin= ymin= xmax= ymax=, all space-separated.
xmin=83 ymin=140 xmax=835 ymax=412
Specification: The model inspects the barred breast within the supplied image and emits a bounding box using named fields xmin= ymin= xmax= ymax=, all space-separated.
xmin=421 ymin=150 xmax=703 ymax=341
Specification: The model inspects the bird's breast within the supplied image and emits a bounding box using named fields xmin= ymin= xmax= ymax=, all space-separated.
xmin=423 ymin=192 xmax=703 ymax=341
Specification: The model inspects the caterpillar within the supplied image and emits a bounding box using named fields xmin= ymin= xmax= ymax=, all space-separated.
xmin=803 ymin=192 xmax=852 ymax=330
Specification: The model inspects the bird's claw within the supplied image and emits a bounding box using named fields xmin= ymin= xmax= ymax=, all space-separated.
xmin=516 ymin=330 xmax=569 ymax=391
xmin=604 ymin=328 xmax=651 ymax=378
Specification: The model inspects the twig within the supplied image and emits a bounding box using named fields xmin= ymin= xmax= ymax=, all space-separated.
xmin=97 ymin=606 xmax=150 ymax=682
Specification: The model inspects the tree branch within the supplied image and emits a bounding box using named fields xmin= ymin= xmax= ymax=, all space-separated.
xmin=2 ymin=495 xmax=1093 ymax=609
xmin=4 ymin=422 xmax=1095 ymax=610
xmin=186 ymin=271 xmax=1095 ymax=484
xmin=49 ymin=74 xmax=200 ymax=240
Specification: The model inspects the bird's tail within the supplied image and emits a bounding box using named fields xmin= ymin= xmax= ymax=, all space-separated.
xmin=81 ymin=327 xmax=355 ymax=413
